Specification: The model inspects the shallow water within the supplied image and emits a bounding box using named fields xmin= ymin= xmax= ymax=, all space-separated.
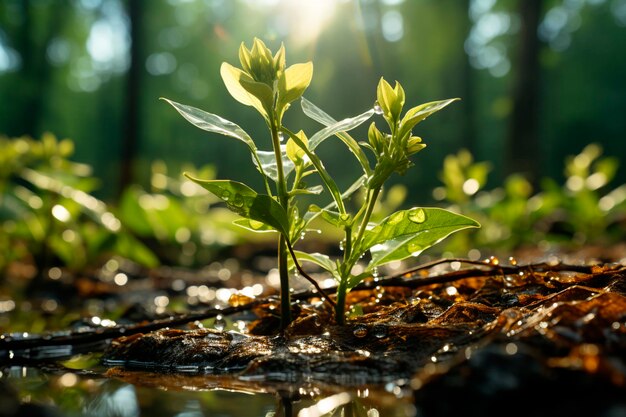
xmin=1 ymin=361 xmax=416 ymax=417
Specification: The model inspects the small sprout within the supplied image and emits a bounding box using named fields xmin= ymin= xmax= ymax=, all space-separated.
xmin=164 ymin=39 xmax=479 ymax=329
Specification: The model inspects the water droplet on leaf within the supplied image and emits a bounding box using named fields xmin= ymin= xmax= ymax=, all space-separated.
xmin=221 ymin=190 xmax=231 ymax=201
xmin=408 ymin=208 xmax=426 ymax=223
xmin=408 ymin=242 xmax=422 ymax=256
xmin=373 ymin=102 xmax=383 ymax=115
xmin=388 ymin=212 xmax=404 ymax=225
xmin=277 ymin=131 xmax=285 ymax=142
xmin=232 ymin=195 xmax=244 ymax=208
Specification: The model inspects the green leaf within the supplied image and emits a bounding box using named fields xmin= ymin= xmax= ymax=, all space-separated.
xmin=301 ymin=97 xmax=373 ymax=175
xmin=293 ymin=185 xmax=324 ymax=195
xmin=255 ymin=149 xmax=295 ymax=183
xmin=240 ymin=77 xmax=274 ymax=114
xmin=290 ymin=250 xmax=338 ymax=277
xmin=286 ymin=130 xmax=309 ymax=164
xmin=238 ymin=41 xmax=254 ymax=75
xmin=185 ymin=174 xmax=289 ymax=236
xmin=161 ymin=98 xmax=257 ymax=152
xmin=283 ymin=128 xmax=346 ymax=215
xmin=162 ymin=98 xmax=271 ymax=184
xmin=308 ymin=205 xmax=342 ymax=227
xmin=347 ymin=272 xmax=371 ymax=289
xmin=303 ymin=175 xmax=366 ymax=223
xmin=277 ymin=62 xmax=313 ymax=111
xmin=399 ymin=98 xmax=459 ymax=139
xmin=376 ymin=78 xmax=403 ymax=124
xmin=308 ymin=108 xmax=376 ymax=150
xmin=362 ymin=207 xmax=480 ymax=269
xmin=233 ymin=218 xmax=277 ymax=233
xmin=219 ymin=62 xmax=269 ymax=118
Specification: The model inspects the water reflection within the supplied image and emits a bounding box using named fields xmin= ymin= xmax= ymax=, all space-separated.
xmin=0 ymin=365 xmax=414 ymax=417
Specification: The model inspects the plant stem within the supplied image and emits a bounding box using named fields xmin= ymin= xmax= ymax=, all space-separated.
xmin=334 ymin=185 xmax=382 ymax=324
xmin=270 ymin=120 xmax=292 ymax=331
xmin=335 ymin=280 xmax=347 ymax=325
xmin=351 ymin=186 xmax=381 ymax=262
xmin=278 ymin=236 xmax=291 ymax=330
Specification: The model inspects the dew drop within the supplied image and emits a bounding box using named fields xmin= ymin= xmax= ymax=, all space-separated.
xmin=372 ymin=267 xmax=379 ymax=279
xmin=408 ymin=208 xmax=426 ymax=223
xmin=221 ymin=190 xmax=231 ymax=201
xmin=353 ymin=324 xmax=368 ymax=338
xmin=372 ymin=325 xmax=387 ymax=339
xmin=277 ymin=131 xmax=285 ymax=142
xmin=373 ymin=102 xmax=383 ymax=115
xmin=214 ymin=314 xmax=226 ymax=332
xmin=508 ymin=256 xmax=518 ymax=266
xmin=231 ymin=195 xmax=244 ymax=208
xmin=388 ymin=211 xmax=404 ymax=225
xmin=408 ymin=242 xmax=422 ymax=256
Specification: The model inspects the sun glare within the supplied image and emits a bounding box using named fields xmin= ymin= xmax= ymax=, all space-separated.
xmin=246 ymin=0 xmax=338 ymax=46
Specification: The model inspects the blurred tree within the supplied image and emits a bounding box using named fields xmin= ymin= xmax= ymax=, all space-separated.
xmin=120 ymin=0 xmax=146 ymax=194
xmin=0 ymin=0 xmax=71 ymax=137
xmin=506 ymin=0 xmax=544 ymax=186
xmin=0 ymin=0 xmax=624 ymax=203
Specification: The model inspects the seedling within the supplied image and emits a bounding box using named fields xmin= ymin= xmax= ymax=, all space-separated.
xmin=164 ymin=38 xmax=479 ymax=328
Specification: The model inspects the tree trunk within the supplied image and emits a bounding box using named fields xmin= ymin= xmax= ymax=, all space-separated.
xmin=119 ymin=0 xmax=144 ymax=196
xmin=506 ymin=0 xmax=544 ymax=186
xmin=7 ymin=0 xmax=67 ymax=138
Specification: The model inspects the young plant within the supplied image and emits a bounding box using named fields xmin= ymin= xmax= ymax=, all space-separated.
xmin=163 ymin=38 xmax=366 ymax=330
xmin=287 ymin=80 xmax=480 ymax=324
xmin=164 ymin=38 xmax=479 ymax=329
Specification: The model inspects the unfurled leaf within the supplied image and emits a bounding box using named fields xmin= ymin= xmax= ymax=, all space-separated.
xmin=240 ymin=78 xmax=274 ymax=110
xmin=308 ymin=107 xmax=376 ymax=151
xmin=255 ymin=149 xmax=295 ymax=183
xmin=283 ymin=128 xmax=346 ymax=215
xmin=399 ymin=98 xmax=459 ymax=139
xmin=290 ymin=185 xmax=323 ymax=196
xmin=361 ymin=207 xmax=479 ymax=268
xmin=277 ymin=62 xmax=313 ymax=111
xmin=162 ymin=98 xmax=271 ymax=184
xmin=307 ymin=205 xmax=345 ymax=227
xmin=184 ymin=175 xmax=289 ymax=236
xmin=301 ymin=97 xmax=373 ymax=176
xmin=290 ymin=250 xmax=338 ymax=277
xmin=303 ymin=176 xmax=366 ymax=224
xmin=161 ymin=98 xmax=257 ymax=152
xmin=233 ymin=218 xmax=277 ymax=233
xmin=220 ymin=62 xmax=269 ymax=118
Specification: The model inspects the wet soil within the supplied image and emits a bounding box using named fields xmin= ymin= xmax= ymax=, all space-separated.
xmin=2 ymin=248 xmax=626 ymax=416
xmin=99 ymin=256 xmax=626 ymax=415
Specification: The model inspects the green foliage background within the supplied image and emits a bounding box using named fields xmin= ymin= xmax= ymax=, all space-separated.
xmin=0 ymin=0 xmax=625 ymax=203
